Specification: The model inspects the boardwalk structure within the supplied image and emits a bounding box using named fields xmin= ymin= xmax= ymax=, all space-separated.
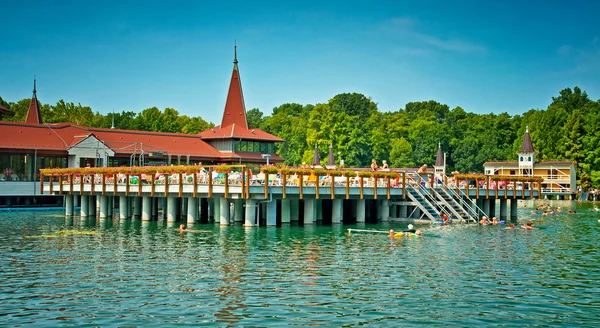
xmin=41 ymin=164 xmax=543 ymax=225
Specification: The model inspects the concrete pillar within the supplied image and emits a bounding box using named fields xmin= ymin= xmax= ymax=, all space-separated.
xmin=316 ymin=200 xmax=323 ymax=221
xmin=212 ymin=198 xmax=220 ymax=223
xmin=73 ymin=195 xmax=79 ymax=207
xmin=281 ymin=199 xmax=291 ymax=223
xmin=167 ymin=197 xmax=178 ymax=222
xmin=219 ymin=197 xmax=230 ymax=225
xmin=332 ymin=199 xmax=343 ymax=224
xmin=65 ymin=195 xmax=74 ymax=216
xmin=80 ymin=195 xmax=89 ymax=217
xmin=499 ymin=198 xmax=508 ymax=221
xmin=234 ymin=199 xmax=244 ymax=223
xmin=483 ymin=199 xmax=491 ymax=218
xmin=380 ymin=200 xmax=389 ymax=221
xmin=131 ymin=197 xmax=141 ymax=220
xmin=88 ymin=195 xmax=96 ymax=217
xmin=99 ymin=195 xmax=109 ymax=218
xmin=119 ymin=196 xmax=128 ymax=220
xmin=290 ymin=199 xmax=299 ymax=222
xmin=151 ymin=197 xmax=158 ymax=220
xmin=244 ymin=199 xmax=257 ymax=227
xmin=390 ymin=204 xmax=397 ymax=219
xmin=187 ymin=197 xmax=198 ymax=224
xmin=510 ymin=198 xmax=518 ymax=223
xmin=304 ymin=198 xmax=316 ymax=224
xmin=142 ymin=196 xmax=152 ymax=221
xmin=266 ymin=200 xmax=277 ymax=226
xmin=356 ymin=199 xmax=366 ymax=223
xmin=107 ymin=196 xmax=113 ymax=218
xmin=399 ymin=204 xmax=408 ymax=219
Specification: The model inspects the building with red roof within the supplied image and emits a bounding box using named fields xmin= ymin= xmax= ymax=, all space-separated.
xmin=0 ymin=48 xmax=283 ymax=203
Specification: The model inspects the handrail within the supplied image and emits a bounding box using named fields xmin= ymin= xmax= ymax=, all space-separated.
xmin=441 ymin=174 xmax=486 ymax=220
xmin=430 ymin=187 xmax=473 ymax=223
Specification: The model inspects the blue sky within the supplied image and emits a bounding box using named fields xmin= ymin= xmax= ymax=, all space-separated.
xmin=1 ymin=0 xmax=599 ymax=124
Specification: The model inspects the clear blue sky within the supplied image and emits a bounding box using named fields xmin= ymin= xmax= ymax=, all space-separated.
xmin=1 ymin=0 xmax=599 ymax=124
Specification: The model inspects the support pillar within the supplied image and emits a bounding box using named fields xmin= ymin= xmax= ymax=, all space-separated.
xmin=281 ymin=199 xmax=291 ymax=223
xmin=483 ymin=199 xmax=491 ymax=218
xmin=151 ymin=197 xmax=158 ymax=220
xmin=99 ymin=195 xmax=109 ymax=218
xmin=510 ymin=198 xmax=518 ymax=223
xmin=88 ymin=195 xmax=96 ymax=217
xmin=489 ymin=199 xmax=496 ymax=219
xmin=290 ymin=199 xmax=299 ymax=222
xmin=390 ymin=204 xmax=397 ymax=219
xmin=167 ymin=197 xmax=178 ymax=222
xmin=219 ymin=197 xmax=230 ymax=225
xmin=200 ymin=198 xmax=209 ymax=222
xmin=356 ymin=199 xmax=366 ymax=223
xmin=65 ymin=195 xmax=74 ymax=216
xmin=80 ymin=195 xmax=89 ymax=217
xmin=499 ymin=198 xmax=508 ymax=221
xmin=399 ymin=204 xmax=408 ymax=219
xmin=234 ymin=199 xmax=244 ymax=223
xmin=119 ymin=196 xmax=129 ymax=220
xmin=244 ymin=199 xmax=257 ymax=227
xmin=132 ymin=197 xmax=141 ymax=220
xmin=266 ymin=200 xmax=277 ymax=226
xmin=142 ymin=196 xmax=152 ymax=221
xmin=332 ymin=199 xmax=343 ymax=224
xmin=316 ymin=200 xmax=323 ymax=221
xmin=107 ymin=196 xmax=113 ymax=218
xmin=380 ymin=200 xmax=389 ymax=221
xmin=304 ymin=198 xmax=316 ymax=224
xmin=187 ymin=197 xmax=198 ymax=224
xmin=73 ymin=195 xmax=79 ymax=207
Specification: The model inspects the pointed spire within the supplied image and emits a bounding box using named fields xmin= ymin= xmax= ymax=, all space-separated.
xmin=327 ymin=143 xmax=335 ymax=167
xmin=221 ymin=44 xmax=248 ymax=128
xmin=519 ymin=126 xmax=535 ymax=153
xmin=435 ymin=142 xmax=444 ymax=166
xmin=234 ymin=40 xmax=238 ymax=64
xmin=25 ymin=77 xmax=42 ymax=124
xmin=312 ymin=143 xmax=321 ymax=167
xmin=111 ymin=109 xmax=115 ymax=129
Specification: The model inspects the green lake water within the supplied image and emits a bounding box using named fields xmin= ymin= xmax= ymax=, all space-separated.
xmin=1 ymin=200 xmax=599 ymax=327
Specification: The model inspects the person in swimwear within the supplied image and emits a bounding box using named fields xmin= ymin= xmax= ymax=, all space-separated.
xmin=521 ymin=221 xmax=534 ymax=230
xmin=404 ymin=224 xmax=416 ymax=233
xmin=179 ymin=224 xmax=187 ymax=232
xmin=506 ymin=223 xmax=515 ymax=229
xmin=479 ymin=216 xmax=490 ymax=225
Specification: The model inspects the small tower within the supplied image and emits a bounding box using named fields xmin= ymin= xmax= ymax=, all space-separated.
xmin=311 ymin=143 xmax=321 ymax=168
xmin=518 ymin=126 xmax=535 ymax=176
xmin=25 ymin=78 xmax=42 ymax=124
xmin=434 ymin=142 xmax=446 ymax=177
xmin=326 ymin=143 xmax=336 ymax=169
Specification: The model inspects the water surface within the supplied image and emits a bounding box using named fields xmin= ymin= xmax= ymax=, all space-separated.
xmin=1 ymin=201 xmax=599 ymax=326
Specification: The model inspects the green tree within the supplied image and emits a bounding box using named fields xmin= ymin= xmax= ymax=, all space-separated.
xmin=246 ymin=108 xmax=264 ymax=128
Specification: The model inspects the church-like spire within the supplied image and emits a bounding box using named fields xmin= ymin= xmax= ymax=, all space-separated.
xmin=312 ymin=143 xmax=321 ymax=167
xmin=327 ymin=143 xmax=335 ymax=167
xmin=434 ymin=142 xmax=444 ymax=166
xmin=25 ymin=77 xmax=42 ymax=124
xmin=220 ymin=44 xmax=248 ymax=128
xmin=519 ymin=125 xmax=534 ymax=153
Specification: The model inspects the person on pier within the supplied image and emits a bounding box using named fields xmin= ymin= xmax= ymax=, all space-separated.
xmin=371 ymin=159 xmax=379 ymax=171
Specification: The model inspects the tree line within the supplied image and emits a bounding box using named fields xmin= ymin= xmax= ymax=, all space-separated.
xmin=1 ymin=86 xmax=599 ymax=188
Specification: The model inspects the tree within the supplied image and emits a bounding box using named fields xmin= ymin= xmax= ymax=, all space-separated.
xmin=246 ymin=108 xmax=264 ymax=128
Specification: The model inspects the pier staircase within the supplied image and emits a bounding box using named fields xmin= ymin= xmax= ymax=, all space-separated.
xmin=404 ymin=173 xmax=482 ymax=223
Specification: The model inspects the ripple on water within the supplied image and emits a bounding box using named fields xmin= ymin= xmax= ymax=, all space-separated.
xmin=1 ymin=203 xmax=600 ymax=326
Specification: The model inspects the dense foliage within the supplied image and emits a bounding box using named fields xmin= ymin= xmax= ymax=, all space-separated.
xmin=2 ymin=87 xmax=599 ymax=188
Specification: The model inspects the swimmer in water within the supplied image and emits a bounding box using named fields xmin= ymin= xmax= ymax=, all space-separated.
xmin=521 ymin=221 xmax=534 ymax=230
xmin=179 ymin=224 xmax=187 ymax=232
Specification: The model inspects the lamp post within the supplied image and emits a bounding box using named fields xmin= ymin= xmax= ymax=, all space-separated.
xmin=261 ymin=154 xmax=271 ymax=165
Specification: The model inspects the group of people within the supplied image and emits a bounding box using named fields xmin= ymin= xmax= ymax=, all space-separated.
xmin=370 ymin=159 xmax=389 ymax=171
xmin=389 ymin=224 xmax=423 ymax=238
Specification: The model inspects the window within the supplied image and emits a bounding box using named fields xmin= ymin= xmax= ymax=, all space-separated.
xmin=528 ymin=156 xmax=531 ymax=161
xmin=520 ymin=156 xmax=523 ymax=161
xmin=509 ymin=170 xmax=516 ymax=175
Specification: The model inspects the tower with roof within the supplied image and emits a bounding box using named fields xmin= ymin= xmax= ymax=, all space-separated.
xmin=25 ymin=78 xmax=42 ymax=124
xmin=518 ymin=126 xmax=535 ymax=176
xmin=199 ymin=45 xmax=284 ymax=164
xmin=434 ymin=142 xmax=445 ymax=176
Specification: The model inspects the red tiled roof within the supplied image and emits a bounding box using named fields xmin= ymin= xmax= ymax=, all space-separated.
xmin=221 ymin=46 xmax=248 ymax=128
xmin=198 ymin=123 xmax=283 ymax=142
xmin=0 ymin=122 xmax=222 ymax=158
xmin=0 ymin=103 xmax=10 ymax=114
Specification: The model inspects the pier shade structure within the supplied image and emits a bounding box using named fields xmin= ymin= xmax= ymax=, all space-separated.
xmin=41 ymin=164 xmax=545 ymax=225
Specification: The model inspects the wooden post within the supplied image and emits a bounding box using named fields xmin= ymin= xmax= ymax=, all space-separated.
xmin=90 ymin=174 xmax=94 ymax=195
xmin=164 ymin=173 xmax=169 ymax=197
xmin=504 ymin=180 xmax=507 ymax=199
xmin=264 ymin=173 xmax=269 ymax=199
xmin=330 ymin=175 xmax=334 ymax=199
xmin=475 ymin=178 xmax=479 ymax=199
xmin=80 ymin=174 xmax=84 ymax=196
xmin=444 ymin=175 xmax=447 ymax=191
xmin=208 ymin=168 xmax=212 ymax=198
xmin=299 ymin=174 xmax=304 ymax=199
xmin=69 ymin=174 xmax=74 ymax=195
xmin=58 ymin=175 xmax=63 ymax=195
xmin=522 ymin=181 xmax=526 ymax=199
xmin=240 ymin=168 xmax=245 ymax=199
xmin=193 ymin=172 xmax=197 ymax=198
xmin=495 ymin=177 xmax=499 ymax=198
xmin=102 ymin=174 xmax=106 ymax=195
xmin=513 ymin=180 xmax=516 ymax=199
xmin=402 ymin=172 xmax=406 ymax=200
xmin=315 ymin=174 xmax=319 ymax=200
xmin=125 ymin=174 xmax=129 ymax=196
xmin=178 ymin=173 xmax=183 ymax=197
xmin=49 ymin=175 xmax=54 ymax=195
xmin=113 ymin=173 xmax=117 ymax=196
xmin=373 ymin=176 xmax=377 ymax=200
xmin=244 ymin=168 xmax=249 ymax=199
xmin=466 ymin=182 xmax=469 ymax=198
xmin=387 ymin=176 xmax=391 ymax=199
xmin=282 ymin=173 xmax=287 ymax=199
xmin=485 ymin=176 xmax=489 ymax=199
xmin=359 ymin=176 xmax=364 ymax=200
xmin=224 ymin=172 xmax=229 ymax=199
xmin=151 ymin=173 xmax=155 ymax=197
xmin=345 ymin=175 xmax=349 ymax=200
xmin=456 ymin=179 xmax=459 ymax=199
xmin=40 ymin=174 xmax=44 ymax=195
xmin=537 ymin=182 xmax=541 ymax=199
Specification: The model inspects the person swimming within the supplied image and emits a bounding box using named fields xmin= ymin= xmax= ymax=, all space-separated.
xmin=506 ymin=223 xmax=515 ymax=229
xmin=521 ymin=221 xmax=534 ymax=230
xmin=179 ymin=224 xmax=187 ymax=232
xmin=479 ymin=217 xmax=490 ymax=225
xmin=404 ymin=224 xmax=416 ymax=233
